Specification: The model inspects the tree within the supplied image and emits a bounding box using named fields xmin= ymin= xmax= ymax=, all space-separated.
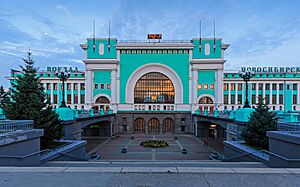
xmin=2 ymin=51 xmax=63 ymax=149
xmin=241 ymin=97 xmax=277 ymax=150
xmin=0 ymin=86 xmax=9 ymax=108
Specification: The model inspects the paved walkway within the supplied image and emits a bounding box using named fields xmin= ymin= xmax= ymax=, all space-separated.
xmin=94 ymin=134 xmax=215 ymax=160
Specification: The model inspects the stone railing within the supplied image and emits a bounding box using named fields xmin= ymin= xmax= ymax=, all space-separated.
xmin=0 ymin=120 xmax=34 ymax=133
xmin=134 ymin=104 xmax=175 ymax=111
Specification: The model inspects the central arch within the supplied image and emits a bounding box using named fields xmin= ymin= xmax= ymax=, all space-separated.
xmin=126 ymin=63 xmax=183 ymax=104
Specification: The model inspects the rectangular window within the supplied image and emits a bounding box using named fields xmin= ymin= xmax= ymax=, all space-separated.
xmin=46 ymin=83 xmax=51 ymax=90
xmin=80 ymin=83 xmax=85 ymax=90
xmin=100 ymin=83 xmax=104 ymax=89
xmin=265 ymin=83 xmax=270 ymax=90
xmin=224 ymin=95 xmax=228 ymax=104
xmin=47 ymin=94 xmax=51 ymax=102
xmin=279 ymin=94 xmax=283 ymax=104
xmin=252 ymin=83 xmax=256 ymax=90
xmin=204 ymin=84 xmax=208 ymax=90
xmin=54 ymin=94 xmax=58 ymax=104
xmin=252 ymin=95 xmax=256 ymax=104
xmin=80 ymin=94 xmax=85 ymax=104
xmin=265 ymin=95 xmax=270 ymax=104
xmin=224 ymin=83 xmax=228 ymax=91
xmin=94 ymin=84 xmax=98 ymax=89
xmin=210 ymin=84 xmax=214 ymax=90
xmin=293 ymin=83 xmax=297 ymax=90
xmin=238 ymin=83 xmax=242 ymax=90
xmin=279 ymin=83 xmax=283 ymax=90
xmin=230 ymin=95 xmax=235 ymax=104
xmin=198 ymin=84 xmax=202 ymax=90
xmin=238 ymin=94 xmax=242 ymax=104
xmin=272 ymin=95 xmax=276 ymax=104
xmin=258 ymin=83 xmax=263 ymax=90
xmin=53 ymin=83 xmax=58 ymax=90
xmin=67 ymin=83 xmax=71 ymax=90
xmin=67 ymin=94 xmax=71 ymax=104
xmin=293 ymin=95 xmax=297 ymax=104
xmin=106 ymin=83 xmax=111 ymax=90
xmin=272 ymin=83 xmax=277 ymax=90
xmin=74 ymin=94 xmax=78 ymax=104
xmin=230 ymin=84 xmax=235 ymax=91
xmin=74 ymin=83 xmax=78 ymax=90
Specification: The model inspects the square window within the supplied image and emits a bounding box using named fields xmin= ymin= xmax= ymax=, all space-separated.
xmin=100 ymin=84 xmax=104 ymax=89
xmin=94 ymin=84 xmax=98 ymax=89
xmin=198 ymin=84 xmax=202 ymax=90
xmin=204 ymin=84 xmax=208 ymax=90
xmin=106 ymin=83 xmax=111 ymax=89
xmin=210 ymin=84 xmax=214 ymax=90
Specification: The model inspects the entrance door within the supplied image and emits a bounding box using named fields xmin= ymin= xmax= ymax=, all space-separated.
xmin=163 ymin=118 xmax=174 ymax=133
xmin=148 ymin=118 xmax=159 ymax=133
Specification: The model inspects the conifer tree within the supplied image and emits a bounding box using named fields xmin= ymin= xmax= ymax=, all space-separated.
xmin=241 ymin=97 xmax=277 ymax=150
xmin=2 ymin=51 xmax=63 ymax=149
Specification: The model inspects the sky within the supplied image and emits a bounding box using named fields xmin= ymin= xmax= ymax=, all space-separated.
xmin=0 ymin=0 xmax=300 ymax=87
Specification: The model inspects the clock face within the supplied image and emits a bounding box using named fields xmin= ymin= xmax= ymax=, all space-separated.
xmin=147 ymin=34 xmax=162 ymax=39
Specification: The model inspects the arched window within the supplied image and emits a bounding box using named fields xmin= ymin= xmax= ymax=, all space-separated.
xmin=148 ymin=118 xmax=160 ymax=133
xmin=163 ymin=118 xmax=174 ymax=133
xmin=95 ymin=96 xmax=110 ymax=104
xmin=134 ymin=118 xmax=145 ymax=132
xmin=199 ymin=96 xmax=213 ymax=104
xmin=134 ymin=72 xmax=174 ymax=103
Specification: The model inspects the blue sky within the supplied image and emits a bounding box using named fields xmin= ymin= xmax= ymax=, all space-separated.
xmin=0 ymin=0 xmax=300 ymax=87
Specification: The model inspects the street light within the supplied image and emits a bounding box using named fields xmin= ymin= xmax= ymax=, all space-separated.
xmin=239 ymin=71 xmax=254 ymax=108
xmin=56 ymin=72 xmax=70 ymax=108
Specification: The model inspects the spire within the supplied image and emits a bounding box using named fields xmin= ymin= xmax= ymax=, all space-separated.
xmin=199 ymin=20 xmax=202 ymax=51
xmin=92 ymin=20 xmax=96 ymax=52
xmin=108 ymin=20 xmax=111 ymax=52
xmin=213 ymin=19 xmax=216 ymax=52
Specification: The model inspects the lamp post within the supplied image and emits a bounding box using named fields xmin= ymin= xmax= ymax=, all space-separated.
xmin=56 ymin=72 xmax=70 ymax=108
xmin=239 ymin=71 xmax=254 ymax=108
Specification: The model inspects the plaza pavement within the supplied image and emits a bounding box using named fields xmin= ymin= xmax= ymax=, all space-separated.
xmin=92 ymin=134 xmax=216 ymax=160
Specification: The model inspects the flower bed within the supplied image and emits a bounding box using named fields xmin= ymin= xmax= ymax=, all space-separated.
xmin=140 ymin=140 xmax=168 ymax=148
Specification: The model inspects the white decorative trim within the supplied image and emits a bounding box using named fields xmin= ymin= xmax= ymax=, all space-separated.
xmin=125 ymin=63 xmax=184 ymax=104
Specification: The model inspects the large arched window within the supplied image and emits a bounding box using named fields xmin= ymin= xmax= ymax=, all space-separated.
xmin=134 ymin=118 xmax=145 ymax=132
xmin=134 ymin=72 xmax=175 ymax=103
xmin=95 ymin=96 xmax=110 ymax=104
xmin=199 ymin=96 xmax=213 ymax=104
xmin=148 ymin=118 xmax=160 ymax=133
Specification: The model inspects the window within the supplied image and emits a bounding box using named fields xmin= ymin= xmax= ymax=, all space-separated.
xmin=80 ymin=94 xmax=85 ymax=104
xmin=210 ymin=84 xmax=214 ymax=90
xmin=265 ymin=83 xmax=270 ymax=90
xmin=258 ymin=83 xmax=263 ymax=90
xmin=198 ymin=84 xmax=202 ymax=90
xmin=53 ymin=83 xmax=58 ymax=90
xmin=272 ymin=83 xmax=277 ymax=90
xmin=54 ymin=94 xmax=58 ymax=104
xmin=47 ymin=94 xmax=51 ymax=102
xmin=231 ymin=95 xmax=235 ymax=104
xmin=279 ymin=83 xmax=283 ymax=90
xmin=293 ymin=83 xmax=297 ymax=90
xmin=106 ymin=83 xmax=111 ymax=89
xmin=272 ymin=95 xmax=276 ymax=104
xmin=230 ymin=84 xmax=235 ymax=90
xmin=224 ymin=95 xmax=228 ymax=104
xmin=293 ymin=95 xmax=297 ymax=104
xmin=67 ymin=83 xmax=71 ymax=90
xmin=100 ymin=84 xmax=104 ymax=89
xmin=252 ymin=83 xmax=256 ymax=90
xmin=279 ymin=106 xmax=282 ymax=110
xmin=204 ymin=84 xmax=208 ymax=90
xmin=94 ymin=84 xmax=98 ymax=89
xmin=80 ymin=83 xmax=85 ymax=90
xmin=252 ymin=95 xmax=256 ymax=104
xmin=46 ymin=83 xmax=51 ymax=90
xmin=238 ymin=83 xmax=242 ymax=90
xmin=67 ymin=94 xmax=71 ymax=104
xmin=279 ymin=94 xmax=283 ymax=104
xmin=294 ymin=106 xmax=296 ymax=111
xmin=273 ymin=106 xmax=275 ymax=110
xmin=74 ymin=83 xmax=78 ymax=90
xmin=74 ymin=94 xmax=78 ymax=104
xmin=238 ymin=94 xmax=242 ymax=104
xmin=224 ymin=83 xmax=228 ymax=90
xmin=199 ymin=97 xmax=213 ymax=104
xmin=265 ymin=95 xmax=270 ymax=104
xmin=134 ymin=72 xmax=174 ymax=104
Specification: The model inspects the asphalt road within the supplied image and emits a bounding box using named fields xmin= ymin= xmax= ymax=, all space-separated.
xmin=0 ymin=172 xmax=299 ymax=187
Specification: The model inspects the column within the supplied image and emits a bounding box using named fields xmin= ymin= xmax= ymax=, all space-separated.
xmin=71 ymin=83 xmax=74 ymax=106
xmin=228 ymin=83 xmax=231 ymax=105
xmin=191 ymin=68 xmax=198 ymax=112
xmin=57 ymin=83 xmax=60 ymax=106
xmin=111 ymin=69 xmax=117 ymax=112
xmin=78 ymin=83 xmax=81 ymax=106
xmin=85 ymin=69 xmax=93 ymax=109
xmin=216 ymin=69 xmax=223 ymax=108
xmin=298 ymin=83 xmax=300 ymax=105
xmin=235 ymin=83 xmax=238 ymax=106
xmin=242 ymin=83 xmax=245 ymax=105
xmin=270 ymin=83 xmax=273 ymax=105
xmin=276 ymin=83 xmax=279 ymax=106
xmin=263 ymin=83 xmax=266 ymax=101
xmin=50 ymin=83 xmax=54 ymax=104
xmin=255 ymin=83 xmax=258 ymax=104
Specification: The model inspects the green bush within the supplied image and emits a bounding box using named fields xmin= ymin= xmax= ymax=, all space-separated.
xmin=140 ymin=140 xmax=168 ymax=148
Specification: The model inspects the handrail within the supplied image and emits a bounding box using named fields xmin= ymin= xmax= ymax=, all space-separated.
xmin=261 ymin=150 xmax=300 ymax=162
xmin=222 ymin=152 xmax=254 ymax=161
xmin=0 ymin=149 xmax=51 ymax=159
